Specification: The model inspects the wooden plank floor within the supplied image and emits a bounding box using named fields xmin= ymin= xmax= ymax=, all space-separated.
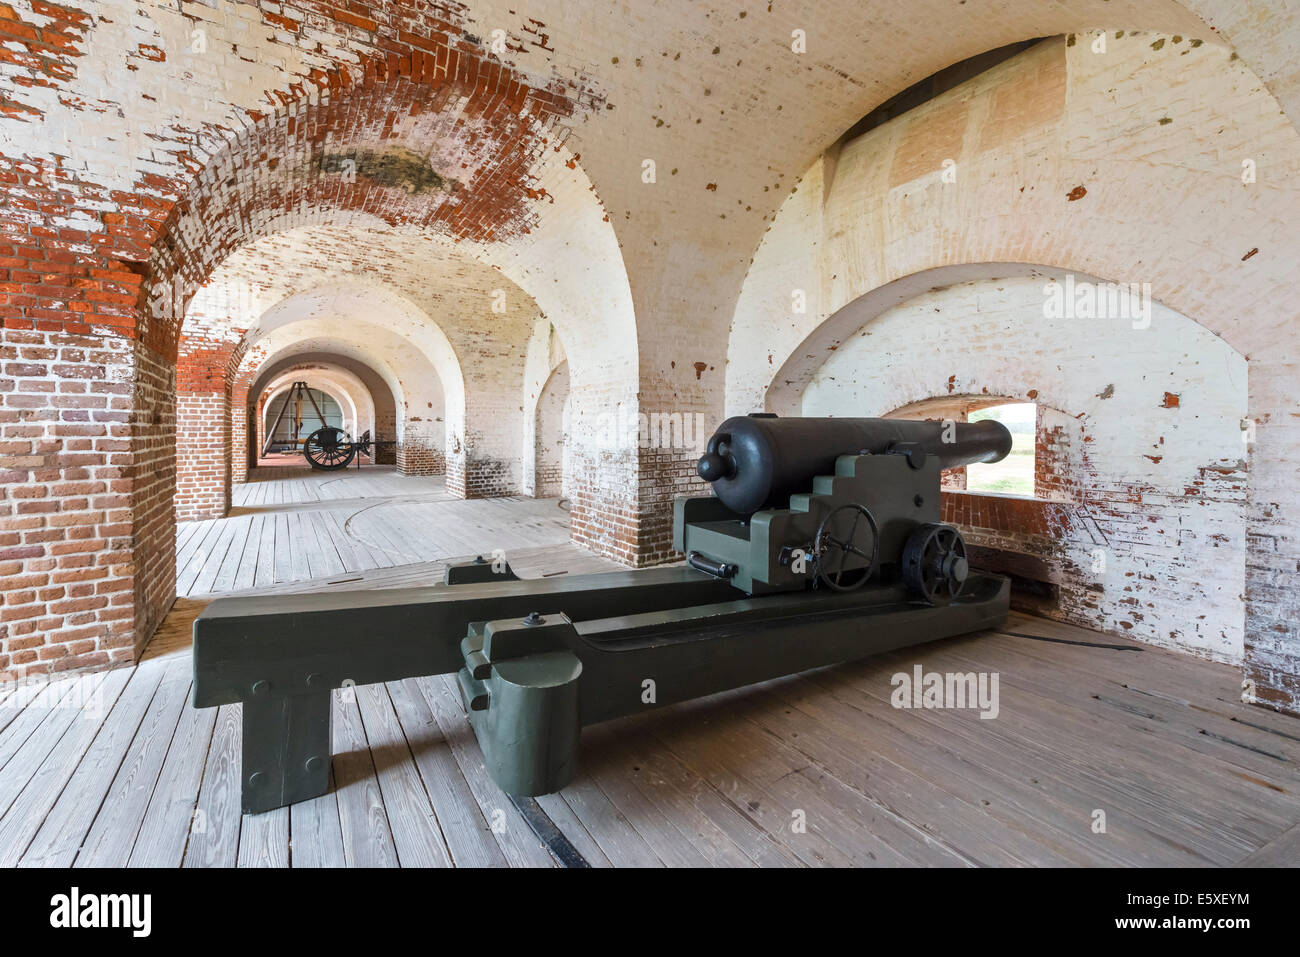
xmin=1 ymin=468 xmax=1296 ymax=867
xmin=178 ymin=465 xmax=576 ymax=598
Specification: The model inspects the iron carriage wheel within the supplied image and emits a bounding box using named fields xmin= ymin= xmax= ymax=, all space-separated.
xmin=303 ymin=426 xmax=356 ymax=471
xmin=902 ymin=522 xmax=969 ymax=604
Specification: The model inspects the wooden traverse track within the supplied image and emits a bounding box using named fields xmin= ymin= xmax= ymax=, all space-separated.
xmin=0 ymin=467 xmax=1295 ymax=867
xmin=178 ymin=466 xmax=575 ymax=598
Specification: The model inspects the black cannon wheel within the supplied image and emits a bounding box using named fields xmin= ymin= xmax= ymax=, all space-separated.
xmin=813 ymin=503 xmax=880 ymax=592
xmin=902 ymin=522 xmax=969 ymax=604
xmin=303 ymin=427 xmax=356 ymax=471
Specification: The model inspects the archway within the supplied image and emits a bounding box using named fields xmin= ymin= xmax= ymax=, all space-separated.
xmin=250 ymin=354 xmax=399 ymax=469
xmin=532 ymin=362 xmax=571 ymax=499
xmin=259 ymin=374 xmax=368 ymax=459
xmin=725 ymin=31 xmax=1300 ymax=708
xmin=235 ymin=316 xmax=447 ymax=479
xmin=792 ymin=273 xmax=1248 ymax=664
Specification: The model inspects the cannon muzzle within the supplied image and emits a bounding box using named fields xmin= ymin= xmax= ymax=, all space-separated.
xmin=697 ymin=414 xmax=1012 ymax=514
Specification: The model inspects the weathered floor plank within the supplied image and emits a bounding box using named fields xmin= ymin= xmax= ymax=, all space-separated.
xmin=355 ymin=683 xmax=454 ymax=867
xmin=289 ymin=767 xmax=346 ymax=868
xmin=385 ymin=679 xmax=508 ymax=867
xmin=1239 ymin=821 xmax=1300 ymax=867
xmin=182 ymin=704 xmax=242 ymax=869
xmin=18 ymin=660 xmax=170 ymax=868
xmin=127 ymin=692 xmax=220 ymax=868
xmin=2 ymin=470 xmax=1295 ymax=868
xmin=332 ymin=691 xmax=400 ymax=868
xmin=0 ymin=670 xmax=133 ymax=867
xmin=74 ymin=660 xmax=192 ymax=867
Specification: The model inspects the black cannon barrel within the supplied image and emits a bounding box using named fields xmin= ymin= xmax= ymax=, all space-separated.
xmin=696 ymin=414 xmax=1013 ymax=514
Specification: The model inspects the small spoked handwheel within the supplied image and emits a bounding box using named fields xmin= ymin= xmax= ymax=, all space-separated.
xmin=303 ymin=427 xmax=356 ymax=471
xmin=813 ymin=503 xmax=880 ymax=592
xmin=902 ymin=523 xmax=969 ymax=604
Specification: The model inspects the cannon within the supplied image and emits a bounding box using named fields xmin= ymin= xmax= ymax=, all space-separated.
xmin=193 ymin=414 xmax=1012 ymax=813
xmin=301 ymin=427 xmax=396 ymax=470
xmin=697 ymin=413 xmax=1012 ymax=514
xmin=262 ymin=381 xmax=395 ymax=470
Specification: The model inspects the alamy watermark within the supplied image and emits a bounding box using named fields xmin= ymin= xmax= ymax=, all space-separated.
xmin=891 ymin=665 xmax=1000 ymax=719
xmin=591 ymin=408 xmax=708 ymax=451
xmin=50 ymin=887 xmax=151 ymax=937
xmin=0 ymin=673 xmax=105 ymax=720
xmin=1043 ymin=274 xmax=1153 ymax=329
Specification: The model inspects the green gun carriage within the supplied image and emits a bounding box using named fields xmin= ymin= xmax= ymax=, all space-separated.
xmin=193 ymin=414 xmax=1013 ymax=813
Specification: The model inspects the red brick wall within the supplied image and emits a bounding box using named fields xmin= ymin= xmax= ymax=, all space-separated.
xmin=397 ymin=441 xmax=445 ymax=477
xmin=230 ymin=363 xmax=262 ymax=484
xmin=130 ymin=340 xmax=177 ymax=659
xmin=175 ymin=391 xmax=229 ymax=521
xmin=173 ymin=332 xmax=240 ymax=522
xmin=0 ymin=329 xmax=170 ymax=679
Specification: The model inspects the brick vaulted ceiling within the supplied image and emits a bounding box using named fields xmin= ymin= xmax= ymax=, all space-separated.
xmin=1 ymin=0 xmax=1297 ymax=396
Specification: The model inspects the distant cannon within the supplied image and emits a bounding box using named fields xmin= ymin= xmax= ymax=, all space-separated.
xmin=194 ymin=413 xmax=1011 ymax=813
xmin=262 ymin=380 xmax=394 ymax=470
xmin=301 ymin=428 xmax=394 ymax=470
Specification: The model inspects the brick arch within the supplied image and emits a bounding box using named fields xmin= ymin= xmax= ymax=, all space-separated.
xmin=520 ymin=316 xmax=566 ymax=495
xmin=178 ymin=225 xmax=514 ymax=443
xmin=249 ymin=284 xmax=466 ymax=470
xmin=140 ymin=20 xmax=604 ymax=360
xmin=732 ymin=36 xmax=1297 ymax=414
xmin=531 ymin=359 xmax=570 ymax=499
xmin=177 ymin=280 xmax=459 ymax=517
xmin=761 ymin=262 xmax=1230 ymax=414
xmin=177 ymin=218 xmax=637 ymax=496
xmin=242 ymin=338 xmax=414 ymax=425
xmin=258 ymin=369 xmax=373 ymax=454
xmin=794 ymin=271 xmax=1252 ymax=683
xmin=249 ymin=352 xmax=399 ymax=468
xmin=233 ymin=318 xmax=449 ymax=482
xmin=146 ymin=44 xmax=636 ymax=544
xmin=251 ymin=284 xmax=464 ymax=404
xmin=762 ymin=262 xmax=1259 ymax=677
xmin=727 ymin=32 xmax=1300 ymax=709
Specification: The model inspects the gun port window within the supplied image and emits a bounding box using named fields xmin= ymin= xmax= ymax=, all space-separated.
xmin=965 ymin=403 xmax=1035 ymax=496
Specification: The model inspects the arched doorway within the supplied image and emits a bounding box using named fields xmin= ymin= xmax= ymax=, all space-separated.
xmin=795 ymin=273 xmax=1248 ymax=664
xmin=533 ymin=361 xmax=571 ymax=498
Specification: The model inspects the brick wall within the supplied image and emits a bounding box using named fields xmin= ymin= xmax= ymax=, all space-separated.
xmin=230 ymin=374 xmax=257 ymax=484
xmin=130 ymin=340 xmax=176 ymax=659
xmin=803 ymin=275 xmax=1250 ymax=665
xmin=733 ymin=35 xmax=1300 ymax=709
xmin=0 ymin=329 xmax=170 ymax=679
xmin=532 ymin=360 xmax=568 ymax=498
xmin=567 ymin=446 xmax=639 ymax=566
xmin=3 ymin=3 xmax=1298 ymax=686
xmin=173 ymin=325 xmax=241 ymax=520
xmin=174 ymin=391 xmax=228 ymax=521
xmin=396 ymin=441 xmax=445 ymax=477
